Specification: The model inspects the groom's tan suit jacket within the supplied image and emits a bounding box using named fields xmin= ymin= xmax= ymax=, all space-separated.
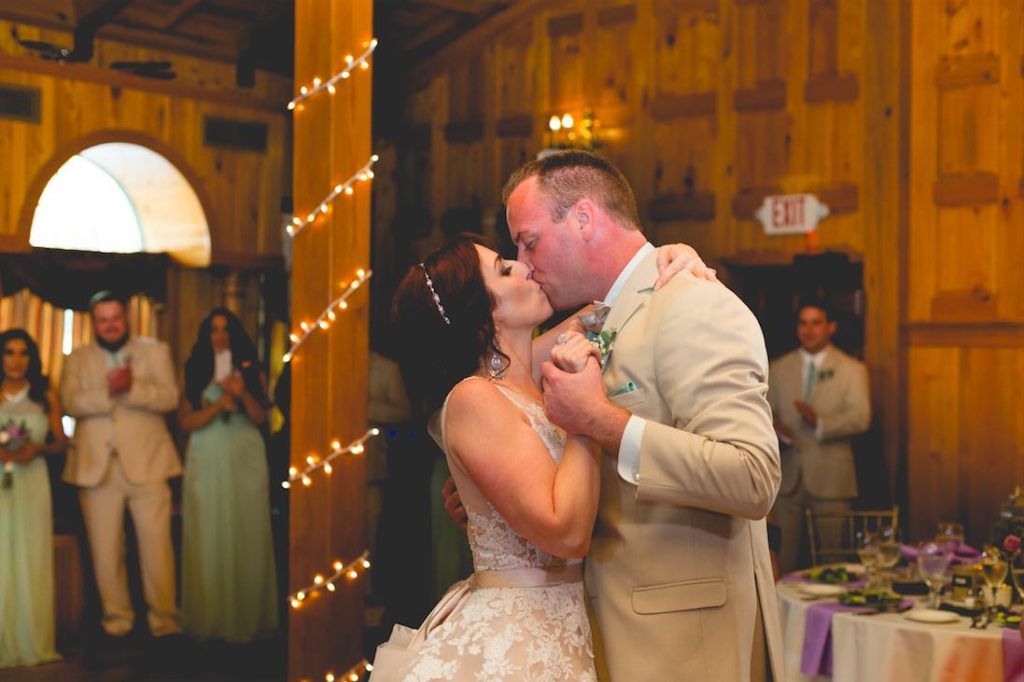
xmin=61 ymin=337 xmax=181 ymax=487
xmin=585 ymin=251 xmax=784 ymax=681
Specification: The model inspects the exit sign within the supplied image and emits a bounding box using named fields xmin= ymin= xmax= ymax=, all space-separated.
xmin=754 ymin=193 xmax=830 ymax=235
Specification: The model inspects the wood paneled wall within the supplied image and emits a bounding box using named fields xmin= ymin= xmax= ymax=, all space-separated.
xmin=406 ymin=0 xmax=905 ymax=527
xmin=0 ymin=18 xmax=289 ymax=266
xmin=906 ymin=1 xmax=1024 ymax=544
xmin=291 ymin=1 xmax=371 ymax=679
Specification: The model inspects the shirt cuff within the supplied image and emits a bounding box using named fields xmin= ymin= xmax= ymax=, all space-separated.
xmin=616 ymin=415 xmax=646 ymax=485
xmin=815 ymin=418 xmax=825 ymax=442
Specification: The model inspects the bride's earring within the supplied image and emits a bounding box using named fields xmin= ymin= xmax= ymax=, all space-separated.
xmin=488 ymin=353 xmax=507 ymax=380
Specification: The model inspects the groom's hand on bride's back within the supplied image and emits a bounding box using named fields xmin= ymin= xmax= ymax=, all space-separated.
xmin=442 ymin=476 xmax=468 ymax=530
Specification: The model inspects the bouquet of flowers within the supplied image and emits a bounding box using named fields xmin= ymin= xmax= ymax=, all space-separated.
xmin=0 ymin=419 xmax=29 ymax=489
xmin=991 ymin=486 xmax=1024 ymax=558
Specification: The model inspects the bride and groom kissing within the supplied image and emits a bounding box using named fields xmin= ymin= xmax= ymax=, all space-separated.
xmin=380 ymin=151 xmax=785 ymax=681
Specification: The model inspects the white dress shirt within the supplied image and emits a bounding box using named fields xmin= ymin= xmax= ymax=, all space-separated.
xmin=607 ymin=243 xmax=654 ymax=486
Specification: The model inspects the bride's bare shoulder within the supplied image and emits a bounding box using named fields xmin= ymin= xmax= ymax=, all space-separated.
xmin=447 ymin=377 xmax=505 ymax=415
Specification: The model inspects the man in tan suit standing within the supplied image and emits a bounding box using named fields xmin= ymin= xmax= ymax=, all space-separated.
xmin=61 ymin=291 xmax=182 ymax=645
xmin=504 ymin=151 xmax=784 ymax=681
xmin=768 ymin=300 xmax=871 ymax=575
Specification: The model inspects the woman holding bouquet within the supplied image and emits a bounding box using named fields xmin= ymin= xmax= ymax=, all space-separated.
xmin=178 ymin=309 xmax=278 ymax=642
xmin=0 ymin=328 xmax=67 ymax=667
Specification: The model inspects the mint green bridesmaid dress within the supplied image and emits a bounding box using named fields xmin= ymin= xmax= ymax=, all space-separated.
xmin=181 ymin=383 xmax=278 ymax=641
xmin=0 ymin=392 xmax=60 ymax=668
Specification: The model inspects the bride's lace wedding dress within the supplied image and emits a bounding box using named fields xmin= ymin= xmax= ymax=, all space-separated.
xmin=400 ymin=380 xmax=597 ymax=681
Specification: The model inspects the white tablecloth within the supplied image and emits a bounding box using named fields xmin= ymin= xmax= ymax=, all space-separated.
xmin=777 ymin=581 xmax=1004 ymax=681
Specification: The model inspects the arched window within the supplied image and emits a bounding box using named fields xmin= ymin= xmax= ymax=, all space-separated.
xmin=30 ymin=154 xmax=144 ymax=253
xmin=29 ymin=142 xmax=211 ymax=266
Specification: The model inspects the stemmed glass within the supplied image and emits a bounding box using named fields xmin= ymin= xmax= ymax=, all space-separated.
xmin=875 ymin=525 xmax=902 ymax=590
xmin=916 ymin=542 xmax=952 ymax=609
xmin=935 ymin=522 xmax=965 ymax=554
xmin=856 ymin=530 xmax=880 ymax=589
xmin=980 ymin=546 xmax=1008 ymax=618
xmin=1010 ymin=553 xmax=1024 ymax=605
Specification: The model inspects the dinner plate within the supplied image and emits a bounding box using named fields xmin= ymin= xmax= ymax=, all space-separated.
xmin=903 ymin=609 xmax=960 ymax=624
xmin=798 ymin=583 xmax=846 ymax=597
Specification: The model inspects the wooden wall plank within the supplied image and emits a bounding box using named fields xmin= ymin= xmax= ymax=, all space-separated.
xmin=907 ymin=347 xmax=961 ymax=542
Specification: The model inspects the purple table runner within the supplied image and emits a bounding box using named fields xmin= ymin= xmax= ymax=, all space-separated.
xmin=1005 ymin=628 xmax=1024 ymax=682
xmin=799 ymin=599 xmax=913 ymax=677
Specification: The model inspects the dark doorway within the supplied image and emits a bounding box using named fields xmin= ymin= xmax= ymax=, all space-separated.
xmin=725 ymin=251 xmax=865 ymax=361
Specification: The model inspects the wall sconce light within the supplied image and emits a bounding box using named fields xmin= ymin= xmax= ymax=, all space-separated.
xmin=544 ymin=108 xmax=600 ymax=154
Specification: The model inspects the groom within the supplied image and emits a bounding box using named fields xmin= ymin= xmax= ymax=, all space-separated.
xmin=503 ymin=151 xmax=784 ymax=681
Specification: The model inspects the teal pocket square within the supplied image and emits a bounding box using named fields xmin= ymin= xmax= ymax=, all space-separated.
xmin=608 ymin=381 xmax=638 ymax=397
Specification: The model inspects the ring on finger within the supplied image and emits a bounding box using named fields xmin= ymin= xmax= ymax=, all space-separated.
xmin=555 ymin=333 xmax=568 ymax=345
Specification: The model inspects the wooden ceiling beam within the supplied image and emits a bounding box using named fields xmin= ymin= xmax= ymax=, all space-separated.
xmin=0 ymin=49 xmax=283 ymax=111
xmin=400 ymin=15 xmax=464 ymax=53
xmin=413 ymin=0 xmax=545 ymax=85
xmin=0 ymin=0 xmax=77 ymax=30
xmin=412 ymin=0 xmax=500 ymax=16
xmin=114 ymin=0 xmax=204 ymax=30
xmin=97 ymin=23 xmax=238 ymax=62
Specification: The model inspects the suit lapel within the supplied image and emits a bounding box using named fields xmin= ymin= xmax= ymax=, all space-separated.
xmin=600 ymin=250 xmax=658 ymax=372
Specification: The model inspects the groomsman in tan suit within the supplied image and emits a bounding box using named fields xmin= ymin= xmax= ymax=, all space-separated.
xmin=61 ymin=291 xmax=182 ymax=643
xmin=504 ymin=151 xmax=784 ymax=681
xmin=768 ymin=300 xmax=871 ymax=575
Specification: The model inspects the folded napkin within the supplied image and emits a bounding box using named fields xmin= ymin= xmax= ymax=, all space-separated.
xmin=900 ymin=541 xmax=982 ymax=564
xmin=1003 ymin=628 xmax=1024 ymax=682
xmin=800 ymin=599 xmax=913 ymax=677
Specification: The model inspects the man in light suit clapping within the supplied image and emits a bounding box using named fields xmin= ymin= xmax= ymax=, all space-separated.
xmin=768 ymin=299 xmax=871 ymax=575
xmin=61 ymin=290 xmax=182 ymax=651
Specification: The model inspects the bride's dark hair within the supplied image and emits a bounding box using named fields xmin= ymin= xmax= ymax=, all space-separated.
xmin=392 ymin=233 xmax=509 ymax=412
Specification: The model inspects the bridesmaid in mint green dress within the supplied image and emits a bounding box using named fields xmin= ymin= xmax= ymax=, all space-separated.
xmin=0 ymin=329 xmax=67 ymax=668
xmin=179 ymin=309 xmax=278 ymax=642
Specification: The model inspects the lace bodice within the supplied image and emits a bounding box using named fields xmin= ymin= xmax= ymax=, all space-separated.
xmin=444 ymin=382 xmax=577 ymax=572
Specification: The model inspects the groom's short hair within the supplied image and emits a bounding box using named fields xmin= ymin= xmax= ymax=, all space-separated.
xmin=502 ymin=150 xmax=641 ymax=230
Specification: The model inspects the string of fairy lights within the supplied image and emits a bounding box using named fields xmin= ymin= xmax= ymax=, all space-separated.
xmin=287 ymin=156 xmax=379 ymax=238
xmin=287 ymin=35 xmax=378 ymax=682
xmin=289 ymin=550 xmax=372 ymax=609
xmin=283 ymin=268 xmax=373 ymax=363
xmin=282 ymin=428 xmax=380 ymax=489
xmin=303 ymin=659 xmax=372 ymax=682
xmin=289 ymin=38 xmax=377 ymax=110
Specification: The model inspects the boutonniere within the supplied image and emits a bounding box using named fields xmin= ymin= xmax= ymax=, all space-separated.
xmin=587 ymin=328 xmax=617 ymax=369
xmin=817 ymin=368 xmax=835 ymax=382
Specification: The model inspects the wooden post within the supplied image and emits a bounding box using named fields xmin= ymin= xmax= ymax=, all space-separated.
xmin=291 ymin=1 xmax=372 ymax=680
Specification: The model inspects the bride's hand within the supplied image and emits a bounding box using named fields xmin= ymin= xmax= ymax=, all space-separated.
xmin=654 ymin=243 xmax=719 ymax=291
xmin=550 ymin=331 xmax=601 ymax=373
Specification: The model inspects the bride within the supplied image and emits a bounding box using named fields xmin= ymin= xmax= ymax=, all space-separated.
xmin=382 ymin=234 xmax=708 ymax=680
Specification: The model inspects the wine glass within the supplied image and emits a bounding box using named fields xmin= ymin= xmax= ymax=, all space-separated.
xmin=875 ymin=525 xmax=902 ymax=590
xmin=1010 ymin=553 xmax=1024 ymax=604
xmin=916 ymin=542 xmax=952 ymax=609
xmin=935 ymin=522 xmax=965 ymax=553
xmin=980 ymin=546 xmax=1008 ymax=618
xmin=856 ymin=530 xmax=879 ymax=589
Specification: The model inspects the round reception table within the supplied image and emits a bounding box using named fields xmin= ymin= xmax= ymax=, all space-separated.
xmin=776 ymin=580 xmax=1021 ymax=681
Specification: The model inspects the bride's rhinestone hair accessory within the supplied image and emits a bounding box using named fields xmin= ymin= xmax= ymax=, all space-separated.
xmin=419 ymin=263 xmax=451 ymax=325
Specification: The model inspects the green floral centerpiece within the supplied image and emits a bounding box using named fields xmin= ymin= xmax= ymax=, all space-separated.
xmin=991 ymin=486 xmax=1024 ymax=558
xmin=806 ymin=566 xmax=854 ymax=584
xmin=838 ymin=588 xmax=902 ymax=610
